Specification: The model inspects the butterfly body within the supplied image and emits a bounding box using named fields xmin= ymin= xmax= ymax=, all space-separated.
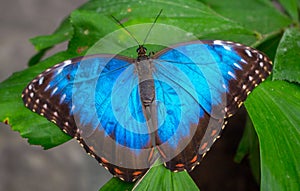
xmin=135 ymin=46 xmax=155 ymax=108
xmin=22 ymin=40 xmax=272 ymax=182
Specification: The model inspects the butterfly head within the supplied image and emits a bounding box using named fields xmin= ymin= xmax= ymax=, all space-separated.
xmin=137 ymin=45 xmax=148 ymax=60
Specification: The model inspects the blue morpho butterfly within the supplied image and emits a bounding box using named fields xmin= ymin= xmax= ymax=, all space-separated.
xmin=22 ymin=11 xmax=272 ymax=182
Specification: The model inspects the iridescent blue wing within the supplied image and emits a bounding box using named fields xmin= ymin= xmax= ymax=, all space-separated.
xmin=22 ymin=55 xmax=154 ymax=182
xmin=152 ymin=40 xmax=272 ymax=171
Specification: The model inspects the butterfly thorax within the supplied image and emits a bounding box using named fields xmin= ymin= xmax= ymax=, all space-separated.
xmin=135 ymin=45 xmax=155 ymax=107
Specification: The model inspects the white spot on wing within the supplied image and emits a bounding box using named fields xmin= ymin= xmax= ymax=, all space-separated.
xmin=28 ymin=85 xmax=33 ymax=90
xmin=45 ymin=84 xmax=51 ymax=91
xmin=224 ymin=107 xmax=228 ymax=112
xmin=245 ymin=49 xmax=252 ymax=57
xmin=56 ymin=68 xmax=63 ymax=75
xmin=259 ymin=62 xmax=264 ymax=67
xmin=223 ymin=45 xmax=231 ymax=51
xmin=241 ymin=59 xmax=247 ymax=64
xmin=213 ymin=40 xmax=224 ymax=45
xmin=71 ymin=105 xmax=75 ymax=113
xmin=63 ymin=60 xmax=72 ymax=66
xmin=60 ymin=94 xmax=66 ymax=104
xmin=222 ymin=84 xmax=227 ymax=90
xmin=38 ymin=77 xmax=44 ymax=85
xmin=51 ymin=87 xmax=58 ymax=96
xmin=234 ymin=63 xmax=242 ymax=70
xmin=228 ymin=71 xmax=236 ymax=79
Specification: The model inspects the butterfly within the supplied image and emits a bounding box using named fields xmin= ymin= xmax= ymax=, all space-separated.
xmin=22 ymin=37 xmax=272 ymax=182
xmin=21 ymin=9 xmax=272 ymax=183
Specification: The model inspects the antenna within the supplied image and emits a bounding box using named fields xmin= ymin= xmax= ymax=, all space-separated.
xmin=111 ymin=15 xmax=140 ymax=45
xmin=142 ymin=9 xmax=163 ymax=45
xmin=111 ymin=9 xmax=163 ymax=46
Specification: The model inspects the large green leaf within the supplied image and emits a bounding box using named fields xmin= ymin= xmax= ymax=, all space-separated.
xmin=134 ymin=164 xmax=199 ymax=191
xmin=273 ymin=27 xmax=300 ymax=83
xmin=99 ymin=164 xmax=198 ymax=191
xmin=245 ymin=80 xmax=300 ymax=191
xmin=30 ymin=0 xmax=263 ymax=52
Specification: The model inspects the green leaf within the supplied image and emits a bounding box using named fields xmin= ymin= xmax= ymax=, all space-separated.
xmin=199 ymin=0 xmax=292 ymax=35
xmin=68 ymin=10 xmax=120 ymax=55
xmin=100 ymin=178 xmax=135 ymax=191
xmin=245 ymin=80 xmax=300 ymax=191
xmin=30 ymin=18 xmax=74 ymax=51
xmin=100 ymin=165 xmax=199 ymax=191
xmin=29 ymin=0 xmax=259 ymax=54
xmin=134 ymin=165 xmax=199 ymax=191
xmin=273 ymin=27 xmax=300 ymax=83
xmin=278 ymin=0 xmax=299 ymax=21
xmin=99 ymin=165 xmax=199 ymax=191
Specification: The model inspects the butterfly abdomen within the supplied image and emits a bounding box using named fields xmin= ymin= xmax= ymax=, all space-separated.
xmin=138 ymin=78 xmax=155 ymax=107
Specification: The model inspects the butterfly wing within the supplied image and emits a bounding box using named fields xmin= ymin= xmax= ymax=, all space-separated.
xmin=22 ymin=55 xmax=155 ymax=181
xmin=152 ymin=40 xmax=272 ymax=171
